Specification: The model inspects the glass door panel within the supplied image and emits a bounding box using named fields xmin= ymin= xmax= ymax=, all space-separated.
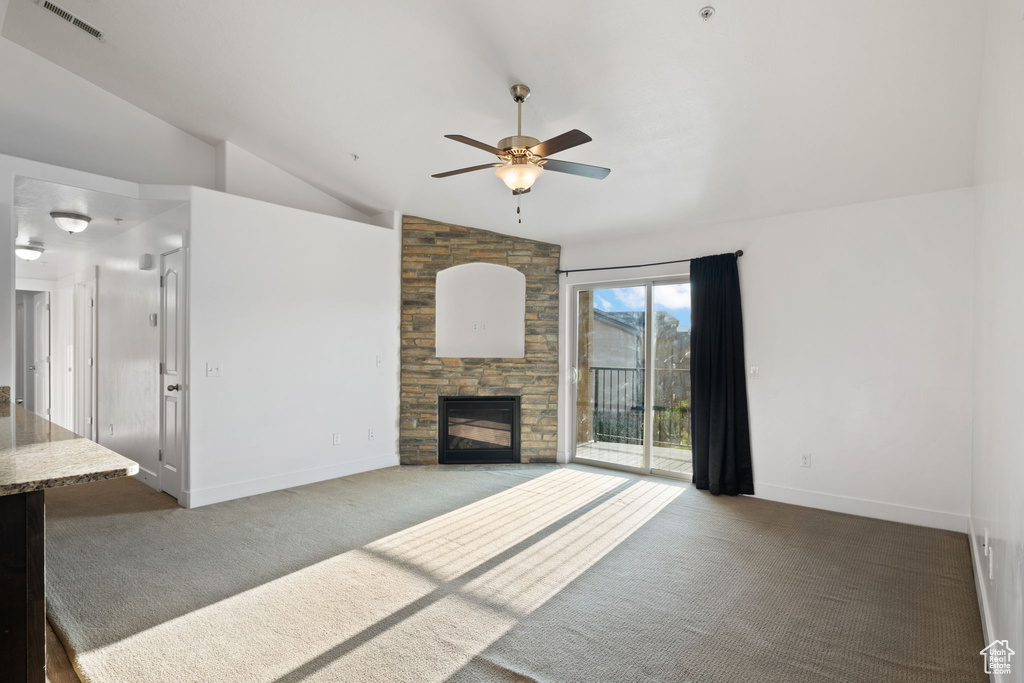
xmin=575 ymin=287 xmax=646 ymax=469
xmin=650 ymin=282 xmax=693 ymax=476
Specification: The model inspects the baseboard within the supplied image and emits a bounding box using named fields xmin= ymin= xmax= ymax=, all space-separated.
xmin=183 ymin=453 xmax=400 ymax=508
xmin=968 ymin=517 xmax=996 ymax=671
xmin=754 ymin=482 xmax=969 ymax=533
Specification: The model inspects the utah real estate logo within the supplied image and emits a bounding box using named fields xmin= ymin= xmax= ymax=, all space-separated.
xmin=980 ymin=640 xmax=1014 ymax=676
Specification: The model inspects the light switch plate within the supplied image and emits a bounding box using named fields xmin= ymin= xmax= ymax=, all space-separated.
xmin=206 ymin=362 xmax=223 ymax=377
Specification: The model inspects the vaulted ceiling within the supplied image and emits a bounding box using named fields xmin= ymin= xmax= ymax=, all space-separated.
xmin=1 ymin=0 xmax=987 ymax=242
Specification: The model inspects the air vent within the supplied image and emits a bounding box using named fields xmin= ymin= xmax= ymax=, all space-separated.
xmin=35 ymin=0 xmax=103 ymax=40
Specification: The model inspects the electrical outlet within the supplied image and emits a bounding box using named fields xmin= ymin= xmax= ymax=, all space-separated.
xmin=109 ymin=424 xmax=114 ymax=436
xmin=368 ymin=429 xmax=375 ymax=441
xmin=332 ymin=434 xmax=342 ymax=446
xmin=471 ymin=321 xmax=479 ymax=331
xmin=800 ymin=453 xmax=811 ymax=468
xmin=750 ymin=365 xmax=759 ymax=379
xmin=375 ymin=354 xmax=383 ymax=367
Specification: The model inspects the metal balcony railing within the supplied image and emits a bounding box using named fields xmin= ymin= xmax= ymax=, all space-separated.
xmin=589 ymin=366 xmax=691 ymax=448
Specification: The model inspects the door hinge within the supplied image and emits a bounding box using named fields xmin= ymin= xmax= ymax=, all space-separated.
xmin=159 ymin=276 xmax=164 ymax=288
xmin=86 ymin=417 xmax=93 ymax=425
xmin=158 ymin=449 xmax=163 ymax=462
xmin=90 ymin=298 xmax=95 ymax=308
xmin=159 ymin=362 xmax=164 ymax=374
xmin=88 ymin=357 xmax=94 ymax=366
xmin=46 ymin=303 xmax=50 ymax=311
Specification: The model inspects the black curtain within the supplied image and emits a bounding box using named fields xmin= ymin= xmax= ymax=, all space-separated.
xmin=690 ymin=253 xmax=754 ymax=495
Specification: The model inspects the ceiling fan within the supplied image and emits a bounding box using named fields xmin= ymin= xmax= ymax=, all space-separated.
xmin=432 ymin=83 xmax=610 ymax=197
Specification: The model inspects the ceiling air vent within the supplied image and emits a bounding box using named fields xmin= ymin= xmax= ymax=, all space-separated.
xmin=35 ymin=0 xmax=103 ymax=40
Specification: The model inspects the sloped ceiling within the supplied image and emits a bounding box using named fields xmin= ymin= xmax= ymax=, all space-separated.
xmin=1 ymin=0 xmax=986 ymax=241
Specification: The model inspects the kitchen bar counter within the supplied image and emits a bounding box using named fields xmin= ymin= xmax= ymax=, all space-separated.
xmin=1 ymin=406 xmax=139 ymax=496
xmin=0 ymin=404 xmax=138 ymax=682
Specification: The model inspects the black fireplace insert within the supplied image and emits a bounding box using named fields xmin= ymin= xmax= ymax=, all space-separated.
xmin=439 ymin=396 xmax=521 ymax=464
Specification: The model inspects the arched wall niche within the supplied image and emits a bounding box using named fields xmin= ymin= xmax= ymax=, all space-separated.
xmin=435 ymin=262 xmax=526 ymax=358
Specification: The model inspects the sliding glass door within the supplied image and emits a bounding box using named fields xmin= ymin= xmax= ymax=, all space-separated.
xmin=573 ymin=280 xmax=693 ymax=479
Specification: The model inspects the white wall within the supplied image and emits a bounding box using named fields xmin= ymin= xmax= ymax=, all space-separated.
xmin=215 ymin=142 xmax=371 ymax=223
xmin=970 ymin=0 xmax=1024 ymax=662
xmin=67 ymin=204 xmax=188 ymax=491
xmin=0 ymin=37 xmax=215 ymax=188
xmin=186 ymin=188 xmax=400 ymax=507
xmin=559 ymin=188 xmax=975 ymax=532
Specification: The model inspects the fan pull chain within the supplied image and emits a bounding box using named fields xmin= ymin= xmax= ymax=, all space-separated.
xmin=517 ymin=193 xmax=522 ymax=224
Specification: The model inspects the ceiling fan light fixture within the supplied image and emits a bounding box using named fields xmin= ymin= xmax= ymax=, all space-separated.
xmin=51 ymin=211 xmax=91 ymax=233
xmin=15 ymin=244 xmax=45 ymax=261
xmin=495 ymin=160 xmax=544 ymax=191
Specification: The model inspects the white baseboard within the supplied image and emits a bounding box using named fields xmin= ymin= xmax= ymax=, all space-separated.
xmin=183 ymin=453 xmax=399 ymax=508
xmin=754 ymin=482 xmax=969 ymax=533
xmin=968 ymin=518 xmax=996 ymax=671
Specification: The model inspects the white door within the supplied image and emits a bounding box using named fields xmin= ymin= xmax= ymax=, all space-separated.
xmin=75 ymin=279 xmax=97 ymax=440
xmin=31 ymin=292 xmax=50 ymax=419
xmin=159 ymin=249 xmax=186 ymax=501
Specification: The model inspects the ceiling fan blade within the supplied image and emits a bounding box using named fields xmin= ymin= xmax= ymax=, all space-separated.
xmin=444 ymin=134 xmax=504 ymax=156
xmin=530 ymin=129 xmax=592 ymax=158
xmin=432 ymin=163 xmax=502 ymax=178
xmin=541 ymin=159 xmax=611 ymax=180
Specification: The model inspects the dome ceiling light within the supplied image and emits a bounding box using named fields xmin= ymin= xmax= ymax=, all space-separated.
xmin=15 ymin=243 xmax=45 ymax=261
xmin=51 ymin=211 xmax=91 ymax=234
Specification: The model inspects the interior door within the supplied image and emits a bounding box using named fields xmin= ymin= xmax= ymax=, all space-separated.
xmin=75 ymin=278 xmax=97 ymax=440
xmin=159 ymin=249 xmax=186 ymax=501
xmin=31 ymin=292 xmax=50 ymax=419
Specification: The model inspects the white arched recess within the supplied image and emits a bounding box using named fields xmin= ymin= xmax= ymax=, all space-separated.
xmin=436 ymin=263 xmax=526 ymax=358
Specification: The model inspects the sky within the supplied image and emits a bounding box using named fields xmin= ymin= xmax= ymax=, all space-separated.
xmin=592 ymin=284 xmax=691 ymax=329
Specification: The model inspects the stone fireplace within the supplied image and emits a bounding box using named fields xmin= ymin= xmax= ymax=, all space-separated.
xmin=399 ymin=216 xmax=560 ymax=465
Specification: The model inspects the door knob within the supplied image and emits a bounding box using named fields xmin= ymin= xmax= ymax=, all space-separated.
xmin=167 ymin=384 xmax=181 ymax=392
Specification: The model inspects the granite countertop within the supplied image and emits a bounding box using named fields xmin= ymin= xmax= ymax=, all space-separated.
xmin=0 ymin=406 xmax=139 ymax=496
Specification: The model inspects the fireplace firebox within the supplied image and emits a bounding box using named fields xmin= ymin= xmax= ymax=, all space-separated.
xmin=439 ymin=396 xmax=521 ymax=464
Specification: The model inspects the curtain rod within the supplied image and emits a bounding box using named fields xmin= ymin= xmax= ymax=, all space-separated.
xmin=555 ymin=250 xmax=744 ymax=277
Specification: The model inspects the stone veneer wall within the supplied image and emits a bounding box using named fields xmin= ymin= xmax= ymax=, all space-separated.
xmin=400 ymin=216 xmax=560 ymax=465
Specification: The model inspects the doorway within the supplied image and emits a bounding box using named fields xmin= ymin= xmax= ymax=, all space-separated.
xmin=11 ymin=176 xmax=190 ymax=505
xmin=14 ymin=290 xmax=50 ymax=419
xmin=571 ymin=279 xmax=694 ymax=479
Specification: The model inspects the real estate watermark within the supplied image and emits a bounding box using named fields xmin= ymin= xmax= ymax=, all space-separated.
xmin=980 ymin=640 xmax=1015 ymax=676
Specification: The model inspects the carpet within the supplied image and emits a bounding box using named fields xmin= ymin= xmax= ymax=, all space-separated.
xmin=44 ymin=464 xmax=986 ymax=682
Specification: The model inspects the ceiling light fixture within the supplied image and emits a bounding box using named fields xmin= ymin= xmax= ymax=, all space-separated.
xmin=15 ymin=244 xmax=45 ymax=261
xmin=51 ymin=211 xmax=91 ymax=234
xmin=495 ymin=159 xmax=545 ymax=192
xmin=432 ymin=84 xmax=610 ymax=223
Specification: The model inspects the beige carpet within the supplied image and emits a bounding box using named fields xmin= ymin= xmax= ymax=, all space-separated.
xmin=44 ymin=465 xmax=986 ymax=682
